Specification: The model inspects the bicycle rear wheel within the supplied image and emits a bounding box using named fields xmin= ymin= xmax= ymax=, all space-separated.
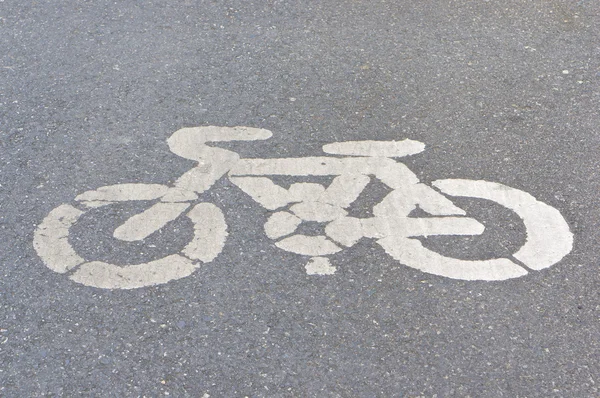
xmin=34 ymin=183 xmax=227 ymax=289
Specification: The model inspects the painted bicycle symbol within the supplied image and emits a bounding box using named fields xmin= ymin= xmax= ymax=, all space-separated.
xmin=34 ymin=126 xmax=573 ymax=289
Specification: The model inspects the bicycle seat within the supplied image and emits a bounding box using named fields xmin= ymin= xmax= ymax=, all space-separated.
xmin=322 ymin=139 xmax=425 ymax=158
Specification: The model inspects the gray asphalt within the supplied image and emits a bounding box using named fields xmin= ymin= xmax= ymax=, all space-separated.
xmin=1 ymin=0 xmax=599 ymax=396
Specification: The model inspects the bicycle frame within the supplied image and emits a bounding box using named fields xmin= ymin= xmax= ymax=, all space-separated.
xmin=33 ymin=126 xmax=573 ymax=288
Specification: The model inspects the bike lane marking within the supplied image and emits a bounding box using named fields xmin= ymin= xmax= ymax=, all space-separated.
xmin=32 ymin=126 xmax=574 ymax=288
xmin=33 ymin=204 xmax=85 ymax=273
xmin=433 ymin=179 xmax=574 ymax=270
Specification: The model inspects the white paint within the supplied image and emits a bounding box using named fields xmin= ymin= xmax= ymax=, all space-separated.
xmin=288 ymin=182 xmax=326 ymax=198
xmin=230 ymin=156 xmax=417 ymax=184
xmin=264 ymin=211 xmax=301 ymax=239
xmin=33 ymin=126 xmax=277 ymax=289
xmin=378 ymin=238 xmax=528 ymax=281
xmin=229 ymin=176 xmax=367 ymax=217
xmin=168 ymin=126 xmax=272 ymax=194
xmin=289 ymin=202 xmax=347 ymax=222
xmin=70 ymin=254 xmax=199 ymax=289
xmin=325 ymin=215 xmax=484 ymax=248
xmin=33 ymin=204 xmax=85 ymax=273
xmin=79 ymin=201 xmax=114 ymax=208
xmin=167 ymin=126 xmax=272 ymax=162
xmin=305 ymin=257 xmax=337 ymax=275
xmin=229 ymin=177 xmax=292 ymax=210
xmin=316 ymin=174 xmax=370 ymax=207
xmin=373 ymin=184 xmax=466 ymax=217
xmin=183 ymin=203 xmax=228 ymax=262
xmin=230 ymin=170 xmax=369 ymax=260
xmin=76 ymin=184 xmax=169 ymax=202
xmin=113 ymin=202 xmax=190 ymax=242
xmin=367 ymin=216 xmax=485 ymax=239
xmin=324 ymin=217 xmax=365 ymax=247
xmin=275 ymin=235 xmax=341 ymax=256
xmin=35 ymin=183 xmax=228 ymax=289
xmin=161 ymin=188 xmax=198 ymax=202
xmin=322 ymin=139 xmax=425 ymax=158
xmin=369 ymin=179 xmax=573 ymax=281
xmin=174 ymin=152 xmax=239 ymax=194
xmin=34 ymin=126 xmax=574 ymax=288
xmin=433 ymin=179 xmax=573 ymax=271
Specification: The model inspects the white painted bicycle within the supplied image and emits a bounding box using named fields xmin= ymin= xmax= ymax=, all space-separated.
xmin=34 ymin=126 xmax=573 ymax=289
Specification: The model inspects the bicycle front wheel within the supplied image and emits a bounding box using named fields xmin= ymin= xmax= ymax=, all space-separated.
xmin=375 ymin=179 xmax=573 ymax=281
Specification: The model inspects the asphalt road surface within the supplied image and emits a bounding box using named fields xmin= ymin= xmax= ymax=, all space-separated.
xmin=1 ymin=1 xmax=599 ymax=396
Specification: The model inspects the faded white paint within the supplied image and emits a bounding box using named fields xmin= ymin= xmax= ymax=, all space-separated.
xmin=113 ymin=202 xmax=190 ymax=242
xmin=373 ymin=184 xmax=466 ymax=217
xmin=76 ymin=184 xmax=169 ymax=202
xmin=230 ymin=157 xmax=419 ymax=188
xmin=289 ymin=202 xmax=347 ymax=222
xmin=264 ymin=211 xmax=301 ymax=239
xmin=161 ymin=188 xmax=198 ymax=202
xmin=34 ymin=204 xmax=85 ymax=273
xmin=33 ymin=126 xmax=574 ymax=289
xmin=33 ymin=126 xmax=272 ymax=289
xmin=322 ymin=139 xmax=425 ymax=158
xmin=34 ymin=185 xmax=230 ymax=289
xmin=378 ymin=238 xmax=528 ymax=281
xmin=433 ymin=179 xmax=574 ymax=271
xmin=167 ymin=126 xmax=272 ymax=162
xmin=305 ymin=257 xmax=337 ymax=275
xmin=70 ymin=255 xmax=199 ymax=289
xmin=229 ymin=177 xmax=295 ymax=210
xmin=168 ymin=126 xmax=271 ymax=194
xmin=183 ymin=203 xmax=228 ymax=262
xmin=317 ymin=174 xmax=370 ymax=207
xmin=276 ymin=235 xmax=341 ymax=256
xmin=325 ymin=216 xmax=485 ymax=248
